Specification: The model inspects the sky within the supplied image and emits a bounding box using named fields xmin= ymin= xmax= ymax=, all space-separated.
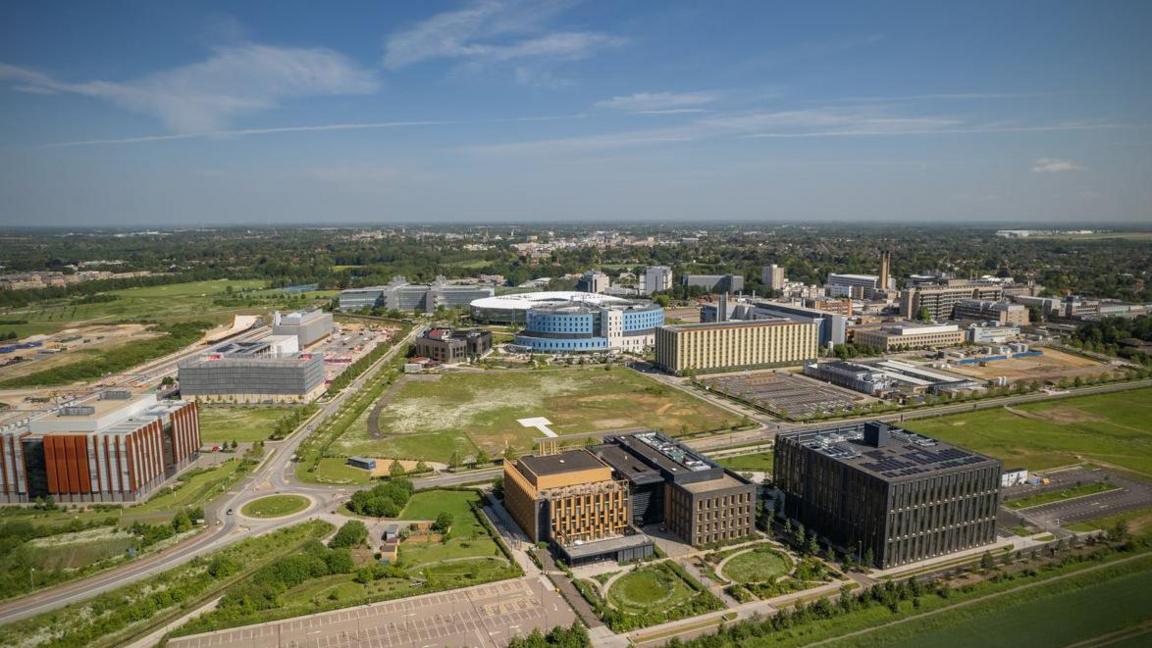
xmin=0 ymin=0 xmax=1150 ymax=227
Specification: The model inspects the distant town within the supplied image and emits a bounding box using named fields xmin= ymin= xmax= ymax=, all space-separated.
xmin=1 ymin=224 xmax=1150 ymax=647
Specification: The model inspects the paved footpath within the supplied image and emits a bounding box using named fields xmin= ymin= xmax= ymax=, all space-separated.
xmin=168 ymin=576 xmax=574 ymax=648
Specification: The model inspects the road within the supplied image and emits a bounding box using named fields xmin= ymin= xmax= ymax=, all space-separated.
xmin=0 ymin=325 xmax=421 ymax=626
xmin=1 ymin=348 xmax=1144 ymax=626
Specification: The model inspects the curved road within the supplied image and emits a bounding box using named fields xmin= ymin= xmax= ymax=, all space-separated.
xmin=0 ymin=325 xmax=421 ymax=626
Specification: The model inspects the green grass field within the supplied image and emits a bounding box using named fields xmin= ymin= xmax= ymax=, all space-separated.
xmin=136 ymin=460 xmax=247 ymax=514
xmin=336 ymin=368 xmax=744 ymax=462
xmin=0 ymin=279 xmax=269 ymax=338
xmin=398 ymin=490 xmax=502 ymax=567
xmin=609 ymin=564 xmax=696 ymax=612
xmin=904 ymin=389 xmax=1152 ymax=476
xmin=26 ymin=527 xmax=137 ymax=571
xmin=240 ymin=494 xmax=310 ymax=518
xmin=722 ymin=547 xmax=792 ymax=584
xmin=718 ymin=451 xmax=775 ymax=473
xmin=199 ymin=407 xmax=293 ymax=444
xmin=841 ymin=558 xmax=1152 ymax=648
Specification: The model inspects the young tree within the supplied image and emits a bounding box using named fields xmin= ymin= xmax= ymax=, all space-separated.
xmin=433 ymin=512 xmax=454 ymax=533
xmin=980 ymin=551 xmax=995 ymax=570
xmin=330 ymin=520 xmax=369 ymax=548
xmin=389 ymin=460 xmax=406 ymax=478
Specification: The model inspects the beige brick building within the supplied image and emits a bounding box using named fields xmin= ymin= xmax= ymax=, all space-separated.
xmin=854 ymin=323 xmax=965 ymax=351
xmin=654 ymin=319 xmax=818 ymax=375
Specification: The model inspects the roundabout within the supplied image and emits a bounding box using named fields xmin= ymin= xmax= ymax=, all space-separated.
xmin=239 ymin=494 xmax=312 ymax=519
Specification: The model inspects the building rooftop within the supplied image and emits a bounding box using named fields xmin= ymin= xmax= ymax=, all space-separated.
xmin=556 ymin=533 xmax=653 ymax=561
xmin=469 ymin=291 xmax=632 ymax=312
xmin=660 ymin=318 xmax=802 ymax=332
xmin=517 ymin=450 xmax=608 ymax=478
xmin=780 ymin=422 xmax=998 ymax=481
xmin=679 ymin=473 xmax=747 ymax=494
xmin=592 ymin=444 xmax=664 ymax=485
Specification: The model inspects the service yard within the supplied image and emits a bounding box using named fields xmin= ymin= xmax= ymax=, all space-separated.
xmin=945 ymin=347 xmax=1112 ymax=384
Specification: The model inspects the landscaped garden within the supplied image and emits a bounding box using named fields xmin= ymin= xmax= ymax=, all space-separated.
xmin=578 ymin=560 xmax=725 ymax=632
xmin=721 ymin=545 xmax=792 ymax=584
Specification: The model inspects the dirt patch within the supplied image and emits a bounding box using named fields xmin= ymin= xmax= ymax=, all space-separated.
xmin=656 ymin=403 xmax=674 ymax=415
xmin=1033 ymin=407 xmax=1106 ymax=424
xmin=946 ymin=348 xmax=1108 ymax=384
xmin=593 ymin=418 xmax=634 ymax=429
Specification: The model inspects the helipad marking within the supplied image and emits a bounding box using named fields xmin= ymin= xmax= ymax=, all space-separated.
xmin=517 ymin=417 xmax=557 ymax=438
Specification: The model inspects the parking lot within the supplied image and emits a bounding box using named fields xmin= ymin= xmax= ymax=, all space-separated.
xmin=1009 ymin=467 xmax=1152 ymax=529
xmin=314 ymin=322 xmax=396 ymax=383
xmin=168 ymin=576 xmax=574 ymax=648
xmin=700 ymin=371 xmax=864 ymax=418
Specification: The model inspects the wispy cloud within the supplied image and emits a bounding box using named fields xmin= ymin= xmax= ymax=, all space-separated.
xmin=467 ymin=106 xmax=1135 ymax=156
xmin=38 ymin=113 xmax=588 ymax=148
xmin=594 ymin=91 xmax=717 ymax=112
xmin=0 ymin=44 xmax=378 ymax=133
xmin=383 ymin=0 xmax=624 ymax=81
xmin=1032 ymin=158 xmax=1084 ymax=173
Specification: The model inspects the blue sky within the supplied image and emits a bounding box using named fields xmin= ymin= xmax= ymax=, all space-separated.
xmin=0 ymin=0 xmax=1149 ymax=226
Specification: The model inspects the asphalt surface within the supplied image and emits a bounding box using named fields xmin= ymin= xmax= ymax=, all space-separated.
xmin=167 ymin=576 xmax=574 ymax=648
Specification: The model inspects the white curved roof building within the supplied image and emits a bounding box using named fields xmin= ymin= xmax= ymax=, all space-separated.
xmin=470 ymin=291 xmax=633 ymax=324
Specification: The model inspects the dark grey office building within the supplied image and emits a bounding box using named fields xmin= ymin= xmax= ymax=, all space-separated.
xmin=775 ymin=421 xmax=1000 ymax=569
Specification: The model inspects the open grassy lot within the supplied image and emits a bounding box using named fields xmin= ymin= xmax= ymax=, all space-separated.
xmin=26 ymin=527 xmax=138 ymax=571
xmin=241 ymin=494 xmax=310 ymax=518
xmin=722 ymin=546 xmax=792 ymax=584
xmin=198 ymin=406 xmax=293 ymax=444
xmin=903 ymin=388 xmax=1152 ymax=476
xmin=842 ymin=556 xmax=1152 ymax=648
xmin=135 ymin=459 xmax=248 ymax=515
xmin=336 ymin=367 xmax=744 ymax=462
xmin=718 ymin=451 xmax=775 ymax=473
xmin=0 ymin=279 xmax=269 ymax=338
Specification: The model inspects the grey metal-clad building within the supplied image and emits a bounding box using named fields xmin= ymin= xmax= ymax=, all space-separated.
xmin=272 ymin=309 xmax=333 ymax=347
xmin=178 ymin=341 xmax=325 ymax=402
xmin=775 ymin=422 xmax=1000 ymax=569
xmin=338 ymin=276 xmax=494 ymax=312
xmin=681 ymin=274 xmax=744 ymax=293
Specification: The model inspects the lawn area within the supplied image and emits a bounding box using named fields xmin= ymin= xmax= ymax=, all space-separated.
xmin=609 ymin=564 xmax=696 ymax=612
xmin=311 ymin=457 xmax=373 ymax=485
xmin=337 ymin=367 xmax=744 ymax=462
xmin=26 ymin=527 xmax=138 ymax=571
xmin=903 ymin=388 xmax=1152 ymax=476
xmin=722 ymin=546 xmax=792 ymax=584
xmin=134 ymin=459 xmax=247 ymax=515
xmin=241 ymin=494 xmax=310 ymax=518
xmin=398 ymin=490 xmax=501 ymax=568
xmin=198 ymin=406 xmax=293 ymax=444
xmin=840 ymin=556 xmax=1152 ymax=648
xmin=718 ymin=451 xmax=774 ymax=473
xmin=1006 ymin=482 xmax=1119 ymax=510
